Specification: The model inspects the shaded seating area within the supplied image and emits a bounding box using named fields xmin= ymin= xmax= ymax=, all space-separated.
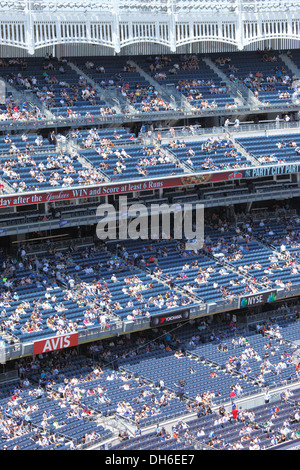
xmin=165 ymin=136 xmax=252 ymax=171
xmin=213 ymin=50 xmax=295 ymax=107
xmin=136 ymin=53 xmax=238 ymax=110
xmin=1 ymin=57 xmax=116 ymax=118
xmin=236 ymin=132 xmax=300 ymax=165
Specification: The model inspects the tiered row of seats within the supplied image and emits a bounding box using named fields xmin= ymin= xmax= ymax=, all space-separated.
xmin=204 ymin=218 xmax=300 ymax=290
xmin=108 ymin=237 xmax=256 ymax=304
xmin=136 ymin=54 xmax=238 ymax=110
xmin=33 ymin=243 xmax=194 ymax=320
xmin=139 ymin=179 xmax=297 ymax=203
xmin=1 ymin=127 xmax=299 ymax=192
xmin=108 ymin=209 xmax=300 ymax=301
xmin=165 ymin=136 xmax=252 ymax=171
xmin=76 ymin=126 xmax=185 ymax=180
xmin=0 ymin=50 xmax=298 ymax=126
xmin=0 ymin=208 xmax=299 ymax=344
xmin=110 ymin=310 xmax=300 ymax=449
xmin=0 ymin=240 xmax=195 ymax=342
xmin=249 ymin=215 xmax=300 ymax=253
xmin=81 ymin=144 xmax=184 ymax=180
xmin=0 ymin=179 xmax=296 ymax=229
xmin=0 ymin=86 xmax=45 ymax=123
xmin=0 ymin=131 xmax=54 ymax=154
xmin=0 ymin=303 xmax=299 ymax=450
xmin=236 ymin=132 xmax=300 ymax=165
xmin=0 ymin=57 xmax=116 ymax=118
xmin=71 ymin=56 xmax=176 ymax=113
xmin=213 ymin=50 xmax=295 ymax=107
xmin=0 ymin=129 xmax=106 ymax=192
xmin=0 ymin=356 xmax=113 ymax=449
xmin=120 ymin=346 xmax=259 ymax=402
xmin=0 ymin=201 xmax=102 ymax=227
xmin=73 ymin=126 xmax=135 ymax=147
xmin=112 ymin=391 xmax=299 ymax=450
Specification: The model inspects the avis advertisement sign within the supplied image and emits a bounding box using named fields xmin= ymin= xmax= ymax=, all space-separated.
xmin=238 ymin=290 xmax=277 ymax=309
xmin=33 ymin=333 xmax=79 ymax=355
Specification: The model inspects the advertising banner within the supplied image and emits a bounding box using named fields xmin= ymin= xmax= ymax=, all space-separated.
xmin=33 ymin=332 xmax=79 ymax=355
xmin=150 ymin=308 xmax=190 ymax=327
xmin=243 ymin=163 xmax=300 ymax=179
xmin=0 ymin=162 xmax=299 ymax=209
xmin=238 ymin=290 xmax=277 ymax=309
xmin=0 ymin=172 xmax=237 ymax=208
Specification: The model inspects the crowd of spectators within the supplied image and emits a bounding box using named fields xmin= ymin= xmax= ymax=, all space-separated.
xmin=141 ymin=53 xmax=239 ymax=111
xmin=0 ymin=129 xmax=108 ymax=191
xmin=0 ymin=149 xmax=103 ymax=192
xmin=214 ymin=49 xmax=295 ymax=106
xmin=119 ymin=83 xmax=176 ymax=113
xmin=0 ymin=95 xmax=44 ymax=123
xmin=110 ymin=206 xmax=300 ymax=305
xmin=0 ymin=292 xmax=299 ymax=450
xmin=1 ymin=56 xmax=117 ymax=119
xmin=0 ymin=123 xmax=300 ymax=192
xmin=75 ymin=127 xmax=183 ymax=180
xmin=0 ymin=50 xmax=299 ymax=129
xmin=0 ymin=239 xmax=196 ymax=340
xmin=0 ymin=204 xmax=298 ymax=342
xmin=80 ymin=55 xmax=177 ymax=114
xmin=166 ymin=135 xmax=250 ymax=171
xmin=258 ymin=136 xmax=300 ymax=164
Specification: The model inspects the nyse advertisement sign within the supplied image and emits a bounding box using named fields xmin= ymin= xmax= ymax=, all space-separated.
xmin=238 ymin=290 xmax=277 ymax=309
xmin=150 ymin=309 xmax=190 ymax=327
xmin=33 ymin=333 xmax=79 ymax=355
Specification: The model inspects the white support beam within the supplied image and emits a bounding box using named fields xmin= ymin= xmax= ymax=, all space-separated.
xmin=236 ymin=0 xmax=244 ymax=50
xmin=25 ymin=0 xmax=35 ymax=54
xmin=168 ymin=0 xmax=176 ymax=52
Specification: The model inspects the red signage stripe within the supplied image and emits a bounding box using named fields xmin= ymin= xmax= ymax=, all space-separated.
xmin=33 ymin=333 xmax=79 ymax=355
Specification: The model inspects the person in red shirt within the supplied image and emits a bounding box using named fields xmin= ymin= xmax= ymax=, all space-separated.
xmin=262 ymin=325 xmax=267 ymax=336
